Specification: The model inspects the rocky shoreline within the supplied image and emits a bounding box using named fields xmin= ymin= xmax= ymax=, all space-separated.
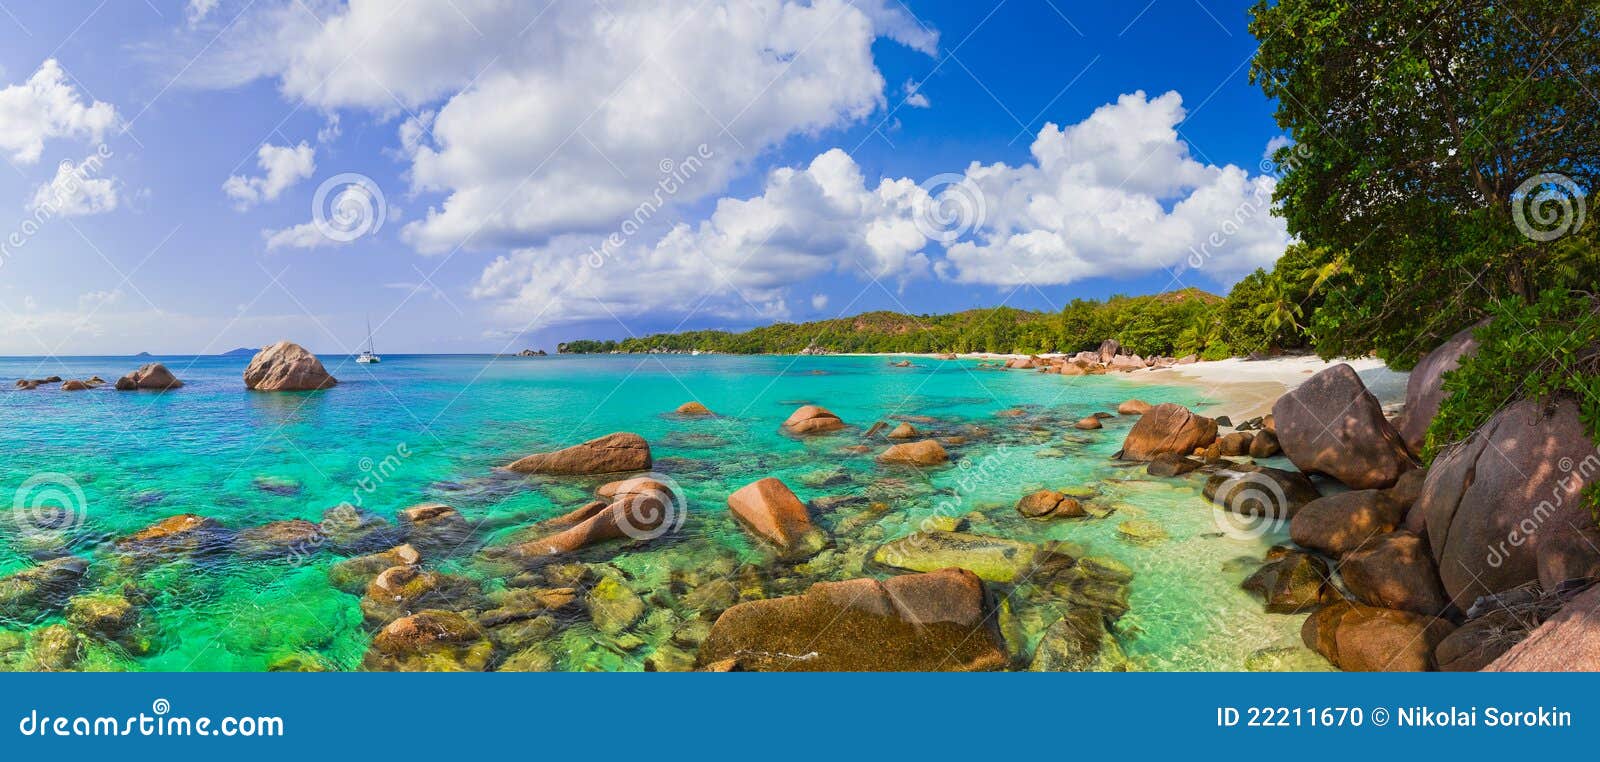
xmin=2 ymin=337 xmax=1595 ymax=672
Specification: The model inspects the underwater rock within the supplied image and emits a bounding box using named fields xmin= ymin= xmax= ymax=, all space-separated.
xmin=243 ymin=341 xmax=337 ymax=391
xmin=1241 ymin=548 xmax=1331 ymax=613
xmin=30 ymin=624 xmax=83 ymax=671
xmin=363 ymin=609 xmax=494 ymax=672
xmin=65 ymin=592 xmax=139 ymax=641
xmin=872 ymin=531 xmax=1067 ymax=584
xmin=235 ymin=519 xmax=322 ymax=560
xmin=360 ymin=565 xmax=484 ymax=627
xmin=1244 ymin=646 xmax=1337 ymax=672
xmin=876 ymin=439 xmax=949 ymax=466
xmin=698 ymin=568 xmax=1007 ymax=671
xmin=588 ymin=573 xmax=645 ymax=634
xmin=398 ymin=503 xmax=472 ymax=556
xmin=328 ymin=544 xmax=421 ymax=594
xmin=479 ymin=587 xmax=577 ymax=628
xmin=506 ymin=432 xmax=652 ymax=475
xmin=1116 ymin=519 xmax=1167 ymax=545
xmin=783 ymin=405 xmax=846 ymax=434
xmin=114 ymin=514 xmax=232 ymax=561
xmin=727 ymin=477 xmax=826 ymax=560
xmin=1029 ymin=606 xmax=1129 ymax=672
xmin=0 ymin=556 xmax=87 ymax=622
xmin=319 ymin=504 xmax=405 ymax=555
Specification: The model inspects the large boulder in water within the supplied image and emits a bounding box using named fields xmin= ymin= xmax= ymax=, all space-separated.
xmin=726 ymin=477 xmax=825 ymax=560
xmin=697 ymin=568 xmax=1007 ymax=671
xmin=1272 ymin=363 xmax=1413 ymax=489
xmin=114 ymin=363 xmax=183 ymax=390
xmin=242 ymin=341 xmax=337 ymax=391
xmin=1394 ymin=324 xmax=1481 ymax=454
xmin=877 ymin=439 xmax=949 ymax=466
xmin=505 ymin=432 xmax=651 ymax=475
xmin=782 ymin=405 xmax=845 ymax=434
xmin=1420 ymin=396 xmax=1600 ymax=609
xmin=1302 ymin=600 xmax=1455 ymax=671
xmin=1119 ymin=403 xmax=1217 ymax=461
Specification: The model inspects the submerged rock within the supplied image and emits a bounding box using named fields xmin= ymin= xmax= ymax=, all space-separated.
xmin=1241 ymin=548 xmax=1330 ymax=613
xmin=872 ymin=531 xmax=1066 ymax=584
xmin=30 ymin=624 xmax=83 ymax=671
xmin=363 ymin=610 xmax=494 ymax=672
xmin=398 ymin=503 xmax=472 ymax=556
xmin=320 ymin=504 xmax=404 ymax=555
xmin=360 ymin=565 xmax=484 ymax=627
xmin=0 ymin=556 xmax=87 ymax=622
xmin=698 ymin=568 xmax=1007 ymax=671
xmin=65 ymin=592 xmax=139 ymax=641
xmin=243 ymin=341 xmax=337 ymax=391
xmin=235 ymin=519 xmax=323 ymax=560
xmin=1116 ymin=519 xmax=1167 ymax=545
xmin=328 ymin=544 xmax=421 ymax=594
xmin=587 ymin=573 xmax=644 ymax=634
xmin=114 ymin=514 xmax=231 ymax=561
xmin=505 ymin=432 xmax=652 ymax=475
xmin=1029 ymin=606 xmax=1128 ymax=672
xmin=726 ymin=477 xmax=826 ymax=560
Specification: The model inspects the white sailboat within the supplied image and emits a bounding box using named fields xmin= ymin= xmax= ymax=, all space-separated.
xmin=356 ymin=316 xmax=381 ymax=363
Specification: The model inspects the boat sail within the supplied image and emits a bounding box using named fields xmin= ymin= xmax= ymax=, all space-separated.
xmin=356 ymin=317 xmax=381 ymax=363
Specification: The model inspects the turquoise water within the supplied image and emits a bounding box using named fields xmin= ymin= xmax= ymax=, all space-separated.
xmin=0 ymin=353 xmax=1314 ymax=671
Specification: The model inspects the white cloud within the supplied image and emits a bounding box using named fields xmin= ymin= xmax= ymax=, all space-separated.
xmin=223 ymin=141 xmax=315 ymax=208
xmin=0 ymin=60 xmax=119 ymax=164
xmin=902 ymin=79 xmax=930 ymax=109
xmin=28 ymin=153 xmax=119 ymax=217
xmin=262 ymin=221 xmax=336 ymax=250
xmin=187 ymin=0 xmax=220 ymax=26
xmin=810 ymin=293 xmax=829 ymax=310
xmin=472 ymin=90 xmax=1291 ymax=328
xmin=195 ymin=0 xmax=935 ymax=253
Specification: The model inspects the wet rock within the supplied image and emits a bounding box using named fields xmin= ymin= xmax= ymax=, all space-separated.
xmin=0 ymin=556 xmax=87 ymax=621
xmin=114 ymin=363 xmax=183 ymax=390
xmin=698 ymin=568 xmax=1007 ymax=671
xmin=243 ymin=341 xmax=337 ymax=391
xmin=877 ymin=439 xmax=949 ymax=466
xmin=479 ymin=587 xmax=577 ymax=628
xmin=1242 ymin=549 xmax=1331 ymax=613
xmin=319 ymin=504 xmax=404 ymax=555
xmin=1302 ymin=600 xmax=1454 ymax=671
xmin=30 ymin=624 xmax=82 ymax=671
xmin=588 ymin=573 xmax=645 ymax=634
xmin=398 ymin=503 xmax=472 ymax=556
xmin=886 ymin=422 xmax=917 ymax=439
xmin=1419 ymin=396 xmax=1599 ymax=609
xmin=783 ymin=405 xmax=846 ymax=435
xmin=1029 ymin=606 xmax=1129 ymax=672
xmin=60 ymin=380 xmax=91 ymax=391
xmin=114 ymin=514 xmax=232 ymax=561
xmin=726 ymin=477 xmax=826 ymax=560
xmin=1339 ymin=531 xmax=1449 ymax=617
xmin=1290 ymin=490 xmax=1403 ymax=557
xmin=1147 ymin=453 xmax=1202 ymax=477
xmin=1248 ymin=429 xmax=1281 ymax=458
xmin=1119 ymin=403 xmax=1217 ymax=461
xmin=506 ymin=493 xmax=674 ymax=560
xmin=872 ymin=531 xmax=1066 ymax=584
xmin=360 ymin=565 xmax=484 ymax=627
xmin=1272 ymin=363 xmax=1414 ymax=489
xmin=595 ymin=476 xmax=673 ymax=502
xmin=864 ymin=421 xmax=888 ymax=437
xmin=363 ymin=610 xmax=494 ymax=672
xmin=328 ymin=544 xmax=421 ymax=594
xmin=1244 ymin=646 xmax=1336 ymax=672
xmin=506 ymin=432 xmax=651 ymax=475
xmin=675 ymin=401 xmax=712 ymax=416
xmin=1074 ymin=417 xmax=1102 ymax=430
xmin=798 ymin=467 xmax=850 ymax=488
xmin=235 ymin=519 xmax=322 ymax=560
xmin=1203 ymin=464 xmax=1321 ymax=520
xmin=1015 ymin=489 xmax=1085 ymax=520
xmin=65 ymin=592 xmax=139 ymax=640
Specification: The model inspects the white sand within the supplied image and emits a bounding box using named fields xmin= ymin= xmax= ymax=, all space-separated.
xmin=1129 ymin=355 xmax=1408 ymax=420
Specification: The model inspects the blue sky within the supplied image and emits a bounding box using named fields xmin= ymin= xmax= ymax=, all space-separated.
xmin=0 ymin=0 xmax=1288 ymax=355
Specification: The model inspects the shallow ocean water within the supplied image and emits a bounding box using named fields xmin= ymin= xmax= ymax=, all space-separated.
xmin=0 ymin=353 xmax=1324 ymax=671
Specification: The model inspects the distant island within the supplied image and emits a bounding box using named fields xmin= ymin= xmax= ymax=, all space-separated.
xmin=220 ymin=347 xmax=259 ymax=356
xmin=557 ymin=286 xmax=1278 ymax=359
